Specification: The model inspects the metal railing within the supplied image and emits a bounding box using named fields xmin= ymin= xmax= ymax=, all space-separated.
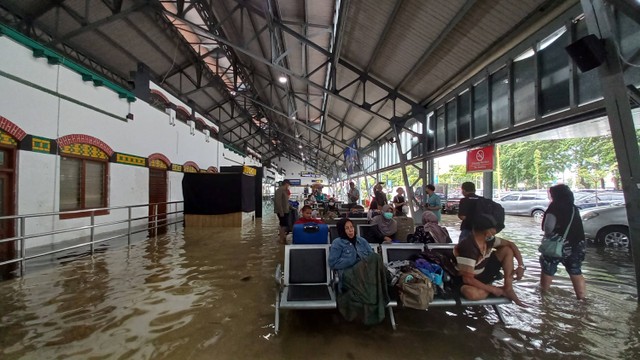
xmin=0 ymin=201 xmax=184 ymax=276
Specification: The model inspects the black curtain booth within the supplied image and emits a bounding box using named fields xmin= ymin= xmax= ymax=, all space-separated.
xmin=182 ymin=171 xmax=255 ymax=215
xmin=220 ymin=166 xmax=262 ymax=217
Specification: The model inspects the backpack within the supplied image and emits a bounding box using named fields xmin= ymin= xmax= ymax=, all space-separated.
xmin=474 ymin=197 xmax=505 ymax=233
xmin=397 ymin=268 xmax=435 ymax=310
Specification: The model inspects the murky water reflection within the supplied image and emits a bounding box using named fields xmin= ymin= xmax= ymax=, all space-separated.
xmin=0 ymin=214 xmax=638 ymax=359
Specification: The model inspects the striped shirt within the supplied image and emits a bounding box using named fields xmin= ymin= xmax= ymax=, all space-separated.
xmin=454 ymin=236 xmax=502 ymax=275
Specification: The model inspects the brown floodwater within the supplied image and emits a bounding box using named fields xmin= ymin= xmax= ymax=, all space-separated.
xmin=0 ymin=214 xmax=638 ymax=359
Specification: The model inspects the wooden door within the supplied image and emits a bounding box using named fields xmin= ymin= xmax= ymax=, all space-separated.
xmin=148 ymin=169 xmax=167 ymax=236
xmin=0 ymin=147 xmax=16 ymax=279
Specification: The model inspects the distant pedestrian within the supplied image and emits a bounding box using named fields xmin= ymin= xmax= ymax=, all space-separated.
xmin=274 ymin=180 xmax=291 ymax=244
xmin=540 ymin=184 xmax=587 ymax=300
xmin=374 ymin=183 xmax=387 ymax=210
xmin=457 ymin=182 xmax=480 ymax=241
xmin=424 ymin=184 xmax=442 ymax=222
xmin=347 ymin=181 xmax=360 ymax=207
xmin=392 ymin=187 xmax=407 ymax=216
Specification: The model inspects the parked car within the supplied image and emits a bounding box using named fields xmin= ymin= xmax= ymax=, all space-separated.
xmin=581 ymin=204 xmax=630 ymax=248
xmin=443 ymin=196 xmax=462 ymax=214
xmin=574 ymin=192 xmax=625 ymax=209
xmin=495 ymin=192 xmax=550 ymax=221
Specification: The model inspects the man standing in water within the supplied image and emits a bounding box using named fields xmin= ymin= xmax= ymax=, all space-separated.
xmin=458 ymin=181 xmax=480 ymax=241
xmin=454 ymin=214 xmax=526 ymax=306
xmin=347 ymin=181 xmax=360 ymax=208
xmin=274 ymin=180 xmax=291 ymax=244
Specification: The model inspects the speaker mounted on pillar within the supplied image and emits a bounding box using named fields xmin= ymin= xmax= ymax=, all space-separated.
xmin=565 ymin=34 xmax=606 ymax=72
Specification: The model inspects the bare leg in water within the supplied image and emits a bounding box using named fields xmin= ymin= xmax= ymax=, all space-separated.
xmin=540 ymin=266 xmax=586 ymax=300
xmin=496 ymin=246 xmax=525 ymax=307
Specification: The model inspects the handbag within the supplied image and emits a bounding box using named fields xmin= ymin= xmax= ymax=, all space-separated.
xmin=538 ymin=208 xmax=574 ymax=258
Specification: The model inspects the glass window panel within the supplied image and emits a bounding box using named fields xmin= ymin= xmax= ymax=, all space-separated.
xmin=538 ymin=27 xmax=570 ymax=115
xmin=473 ymin=80 xmax=488 ymax=137
xmin=491 ymin=67 xmax=509 ymax=131
xmin=426 ymin=112 xmax=435 ymax=152
xmin=0 ymin=150 xmax=5 ymax=167
xmin=60 ymin=157 xmax=81 ymax=211
xmin=458 ymin=90 xmax=471 ymax=142
xmin=575 ymin=19 xmax=602 ymax=105
xmin=617 ymin=10 xmax=640 ymax=88
xmin=85 ymin=161 xmax=105 ymax=208
xmin=446 ymin=99 xmax=457 ymax=146
xmin=513 ymin=49 xmax=536 ymax=123
xmin=436 ymin=106 xmax=445 ymax=150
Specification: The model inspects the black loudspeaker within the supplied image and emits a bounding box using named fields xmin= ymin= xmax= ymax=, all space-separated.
xmin=565 ymin=34 xmax=606 ymax=72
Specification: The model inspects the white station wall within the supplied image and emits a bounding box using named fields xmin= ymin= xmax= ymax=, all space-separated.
xmin=0 ymin=35 xmax=261 ymax=248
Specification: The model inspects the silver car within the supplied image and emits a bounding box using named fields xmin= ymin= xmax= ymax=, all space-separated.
xmin=581 ymin=205 xmax=630 ymax=248
xmin=495 ymin=192 xmax=549 ymax=221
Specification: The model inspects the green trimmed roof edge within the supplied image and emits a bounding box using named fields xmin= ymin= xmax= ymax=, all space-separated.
xmin=0 ymin=24 xmax=136 ymax=103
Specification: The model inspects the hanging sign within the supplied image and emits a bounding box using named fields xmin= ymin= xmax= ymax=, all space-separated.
xmin=300 ymin=171 xmax=321 ymax=177
xmin=466 ymin=145 xmax=494 ymax=172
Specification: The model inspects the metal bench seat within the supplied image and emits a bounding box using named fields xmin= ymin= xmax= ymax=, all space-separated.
xmin=274 ymin=244 xmax=336 ymax=334
xmin=380 ymin=243 xmax=511 ymax=329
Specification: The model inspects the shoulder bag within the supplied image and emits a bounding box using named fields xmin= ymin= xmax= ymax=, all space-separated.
xmin=538 ymin=207 xmax=574 ymax=258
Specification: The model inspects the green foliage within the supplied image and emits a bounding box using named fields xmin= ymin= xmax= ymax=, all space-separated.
xmin=438 ymin=164 xmax=482 ymax=186
xmin=495 ymin=135 xmax=620 ymax=190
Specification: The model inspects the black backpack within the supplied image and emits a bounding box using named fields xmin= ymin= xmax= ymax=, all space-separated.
xmin=474 ymin=197 xmax=505 ymax=233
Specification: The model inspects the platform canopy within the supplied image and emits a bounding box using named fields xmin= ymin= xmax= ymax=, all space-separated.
xmin=0 ymin=0 xmax=572 ymax=177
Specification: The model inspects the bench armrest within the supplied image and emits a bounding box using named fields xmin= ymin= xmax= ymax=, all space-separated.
xmin=275 ymin=263 xmax=283 ymax=287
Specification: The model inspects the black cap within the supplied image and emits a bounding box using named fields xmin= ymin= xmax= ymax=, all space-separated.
xmin=282 ymin=179 xmax=291 ymax=185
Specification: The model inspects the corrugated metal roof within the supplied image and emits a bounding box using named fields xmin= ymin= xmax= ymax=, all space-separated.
xmin=0 ymin=0 xmax=572 ymax=175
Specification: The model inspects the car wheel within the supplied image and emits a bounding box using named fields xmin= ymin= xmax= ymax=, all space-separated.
xmin=531 ymin=209 xmax=544 ymax=222
xmin=598 ymin=226 xmax=630 ymax=248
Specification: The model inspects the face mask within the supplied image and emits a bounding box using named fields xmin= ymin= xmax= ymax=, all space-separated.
xmin=383 ymin=212 xmax=393 ymax=220
xmin=486 ymin=235 xmax=495 ymax=242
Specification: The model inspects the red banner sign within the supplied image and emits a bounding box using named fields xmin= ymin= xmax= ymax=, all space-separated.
xmin=466 ymin=145 xmax=494 ymax=172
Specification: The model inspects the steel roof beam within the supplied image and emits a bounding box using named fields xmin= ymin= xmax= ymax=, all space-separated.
xmin=395 ymin=0 xmax=477 ymax=90
xmin=165 ymin=1 xmax=419 ymax=124
xmin=48 ymin=3 xmax=148 ymax=46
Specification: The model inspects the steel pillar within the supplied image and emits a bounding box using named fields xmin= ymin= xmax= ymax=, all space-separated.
xmin=581 ymin=0 xmax=640 ymax=299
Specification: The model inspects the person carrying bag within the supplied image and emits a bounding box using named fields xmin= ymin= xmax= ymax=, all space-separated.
xmin=538 ymin=207 xmax=574 ymax=258
xmin=538 ymin=184 xmax=587 ymax=300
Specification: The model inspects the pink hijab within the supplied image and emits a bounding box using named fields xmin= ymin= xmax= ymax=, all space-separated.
xmin=422 ymin=211 xmax=449 ymax=243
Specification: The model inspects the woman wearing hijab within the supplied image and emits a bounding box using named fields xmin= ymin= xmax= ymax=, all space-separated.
xmin=371 ymin=204 xmax=398 ymax=243
xmin=329 ymin=218 xmax=374 ymax=273
xmin=328 ymin=218 xmax=388 ymax=325
xmin=422 ymin=211 xmax=451 ymax=243
xmin=540 ymin=184 xmax=587 ymax=300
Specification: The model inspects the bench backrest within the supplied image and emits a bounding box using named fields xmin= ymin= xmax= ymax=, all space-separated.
xmin=285 ymin=245 xmax=331 ymax=285
xmin=327 ymin=224 xmax=339 ymax=243
xmin=357 ymin=224 xmax=379 ymax=243
xmin=380 ymin=243 xmax=426 ymax=264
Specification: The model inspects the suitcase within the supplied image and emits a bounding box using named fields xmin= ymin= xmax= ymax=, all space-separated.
xmin=292 ymin=223 xmax=329 ymax=244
